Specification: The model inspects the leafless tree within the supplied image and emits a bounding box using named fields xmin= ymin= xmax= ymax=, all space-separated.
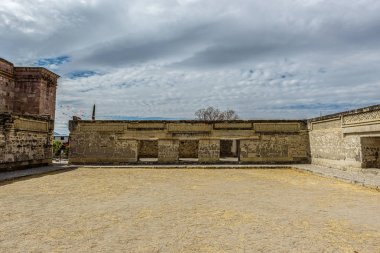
xmin=195 ymin=106 xmax=240 ymax=120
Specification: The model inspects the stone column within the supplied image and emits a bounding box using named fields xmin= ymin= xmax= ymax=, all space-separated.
xmin=158 ymin=139 xmax=179 ymax=163
xmin=239 ymin=139 xmax=256 ymax=163
xmin=198 ymin=139 xmax=220 ymax=163
xmin=120 ymin=139 xmax=139 ymax=163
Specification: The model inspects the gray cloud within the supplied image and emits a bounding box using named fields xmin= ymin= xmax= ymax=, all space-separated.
xmin=0 ymin=0 xmax=380 ymax=134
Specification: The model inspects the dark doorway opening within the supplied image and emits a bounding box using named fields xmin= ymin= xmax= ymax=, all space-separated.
xmin=179 ymin=140 xmax=199 ymax=162
xmin=220 ymin=140 xmax=239 ymax=162
xmin=361 ymin=137 xmax=380 ymax=168
xmin=138 ymin=140 xmax=158 ymax=162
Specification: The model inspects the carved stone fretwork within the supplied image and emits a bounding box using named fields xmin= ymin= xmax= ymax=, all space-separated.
xmin=128 ymin=123 xmax=165 ymax=129
xmin=343 ymin=109 xmax=380 ymax=126
xmin=254 ymin=123 xmax=300 ymax=133
xmin=79 ymin=123 xmax=125 ymax=132
xmin=214 ymin=122 xmax=252 ymax=129
xmin=311 ymin=118 xmax=341 ymax=131
xmin=167 ymin=123 xmax=212 ymax=132
xmin=14 ymin=118 xmax=48 ymax=132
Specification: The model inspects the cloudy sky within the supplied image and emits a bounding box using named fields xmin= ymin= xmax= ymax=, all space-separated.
xmin=1 ymin=0 xmax=380 ymax=134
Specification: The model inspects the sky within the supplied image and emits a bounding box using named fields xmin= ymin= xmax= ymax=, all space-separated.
xmin=1 ymin=0 xmax=380 ymax=134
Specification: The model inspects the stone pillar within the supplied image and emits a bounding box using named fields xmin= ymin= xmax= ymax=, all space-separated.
xmin=231 ymin=140 xmax=237 ymax=156
xmin=120 ymin=139 xmax=139 ymax=163
xmin=158 ymin=139 xmax=179 ymax=163
xmin=239 ymin=139 xmax=255 ymax=163
xmin=198 ymin=139 xmax=220 ymax=163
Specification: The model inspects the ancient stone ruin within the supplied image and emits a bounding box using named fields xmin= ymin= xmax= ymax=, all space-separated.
xmin=1 ymin=57 xmax=379 ymax=171
xmin=0 ymin=58 xmax=59 ymax=171
xmin=69 ymin=105 xmax=380 ymax=169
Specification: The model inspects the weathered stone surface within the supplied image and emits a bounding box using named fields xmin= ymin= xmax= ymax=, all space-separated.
xmin=158 ymin=139 xmax=179 ymax=163
xmin=179 ymin=140 xmax=198 ymax=158
xmin=167 ymin=123 xmax=212 ymax=132
xmin=128 ymin=123 xmax=165 ymax=129
xmin=0 ymin=58 xmax=59 ymax=119
xmin=343 ymin=109 xmax=380 ymax=126
xmin=0 ymin=59 xmax=59 ymax=171
xmin=254 ymin=123 xmax=300 ymax=133
xmin=198 ymin=139 xmax=220 ymax=163
xmin=240 ymin=134 xmax=309 ymax=163
xmin=0 ymin=114 xmax=53 ymax=171
xmin=309 ymin=105 xmax=380 ymax=169
xmin=214 ymin=122 xmax=252 ymax=129
xmin=69 ymin=132 xmax=138 ymax=164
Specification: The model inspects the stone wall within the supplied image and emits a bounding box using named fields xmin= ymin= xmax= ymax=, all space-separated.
xmin=0 ymin=59 xmax=15 ymax=113
xmin=0 ymin=58 xmax=59 ymax=119
xmin=0 ymin=113 xmax=53 ymax=171
xmin=309 ymin=105 xmax=380 ymax=169
xmin=69 ymin=120 xmax=310 ymax=164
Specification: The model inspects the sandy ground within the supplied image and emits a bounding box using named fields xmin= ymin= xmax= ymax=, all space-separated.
xmin=0 ymin=168 xmax=379 ymax=253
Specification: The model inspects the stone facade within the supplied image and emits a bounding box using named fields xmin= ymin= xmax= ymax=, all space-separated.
xmin=0 ymin=113 xmax=54 ymax=171
xmin=0 ymin=59 xmax=59 ymax=171
xmin=68 ymin=105 xmax=380 ymax=168
xmin=309 ymin=104 xmax=380 ymax=169
xmin=0 ymin=58 xmax=59 ymax=119
xmin=69 ymin=120 xmax=310 ymax=164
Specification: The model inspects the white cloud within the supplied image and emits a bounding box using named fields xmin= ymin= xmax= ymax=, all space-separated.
xmin=0 ymin=0 xmax=379 ymax=134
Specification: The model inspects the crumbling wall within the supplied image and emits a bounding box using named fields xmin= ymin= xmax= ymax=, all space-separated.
xmin=0 ymin=114 xmax=53 ymax=171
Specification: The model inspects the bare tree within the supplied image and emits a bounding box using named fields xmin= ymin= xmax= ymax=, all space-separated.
xmin=195 ymin=106 xmax=240 ymax=120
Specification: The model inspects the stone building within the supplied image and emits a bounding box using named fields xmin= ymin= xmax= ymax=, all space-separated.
xmin=0 ymin=58 xmax=59 ymax=119
xmin=69 ymin=120 xmax=311 ymax=164
xmin=0 ymin=58 xmax=59 ymax=171
xmin=69 ymin=104 xmax=380 ymax=169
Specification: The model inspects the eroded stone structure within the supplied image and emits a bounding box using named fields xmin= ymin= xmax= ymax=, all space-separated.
xmin=69 ymin=104 xmax=380 ymax=169
xmin=0 ymin=58 xmax=59 ymax=171
xmin=69 ymin=120 xmax=310 ymax=164
xmin=309 ymin=104 xmax=380 ymax=169
xmin=0 ymin=58 xmax=59 ymax=119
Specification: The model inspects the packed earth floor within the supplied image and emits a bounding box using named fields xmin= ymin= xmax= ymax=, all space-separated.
xmin=1 ymin=168 xmax=380 ymax=252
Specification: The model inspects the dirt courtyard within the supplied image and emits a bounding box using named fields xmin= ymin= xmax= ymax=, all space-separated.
xmin=1 ymin=168 xmax=380 ymax=253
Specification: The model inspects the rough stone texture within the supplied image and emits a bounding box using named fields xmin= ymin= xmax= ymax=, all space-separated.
xmin=309 ymin=105 xmax=380 ymax=169
xmin=361 ymin=137 xmax=380 ymax=168
xmin=198 ymin=139 xmax=220 ymax=163
xmin=69 ymin=120 xmax=309 ymax=164
xmin=69 ymin=132 xmax=138 ymax=164
xmin=240 ymin=133 xmax=310 ymax=163
xmin=158 ymin=139 xmax=179 ymax=163
xmin=0 ymin=113 xmax=53 ymax=171
xmin=0 ymin=58 xmax=59 ymax=119
xmin=68 ymin=105 xmax=380 ymax=167
xmin=179 ymin=140 xmax=198 ymax=158
xmin=0 ymin=58 xmax=59 ymax=171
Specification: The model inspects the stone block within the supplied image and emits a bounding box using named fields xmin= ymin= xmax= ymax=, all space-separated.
xmin=158 ymin=139 xmax=179 ymax=163
xmin=198 ymin=139 xmax=220 ymax=163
